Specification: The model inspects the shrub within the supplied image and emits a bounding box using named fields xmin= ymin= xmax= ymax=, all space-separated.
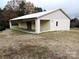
xmin=0 ymin=26 xmax=5 ymax=31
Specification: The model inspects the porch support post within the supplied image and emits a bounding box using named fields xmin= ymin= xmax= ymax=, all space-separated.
xmin=50 ymin=20 xmax=52 ymax=31
xmin=35 ymin=19 xmax=40 ymax=34
xmin=9 ymin=20 xmax=12 ymax=29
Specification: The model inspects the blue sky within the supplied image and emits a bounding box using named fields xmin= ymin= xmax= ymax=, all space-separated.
xmin=0 ymin=0 xmax=79 ymax=18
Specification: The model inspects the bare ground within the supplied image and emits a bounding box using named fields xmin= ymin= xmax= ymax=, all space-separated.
xmin=0 ymin=29 xmax=79 ymax=59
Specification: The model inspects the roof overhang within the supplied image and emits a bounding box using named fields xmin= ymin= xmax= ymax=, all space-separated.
xmin=10 ymin=17 xmax=37 ymax=21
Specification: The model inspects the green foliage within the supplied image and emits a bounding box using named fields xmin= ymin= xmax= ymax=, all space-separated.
xmin=17 ymin=1 xmax=26 ymax=16
xmin=19 ymin=1 xmax=25 ymax=9
xmin=0 ymin=8 xmax=9 ymax=30
xmin=71 ymin=18 xmax=79 ymax=28
xmin=44 ymin=9 xmax=46 ymax=11
xmin=0 ymin=8 xmax=3 ymax=13
xmin=0 ymin=26 xmax=5 ymax=31
xmin=0 ymin=19 xmax=6 ymax=31
xmin=34 ymin=7 xmax=43 ymax=13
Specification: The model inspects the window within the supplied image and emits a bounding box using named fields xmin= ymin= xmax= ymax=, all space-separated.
xmin=12 ymin=21 xmax=18 ymax=26
xmin=56 ymin=21 xmax=58 ymax=26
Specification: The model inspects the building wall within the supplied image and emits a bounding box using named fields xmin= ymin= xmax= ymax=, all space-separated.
xmin=51 ymin=19 xmax=70 ymax=31
xmin=40 ymin=10 xmax=69 ymax=20
xmin=31 ymin=21 xmax=35 ymax=30
xmin=40 ymin=20 xmax=50 ymax=32
xmin=40 ymin=10 xmax=70 ymax=31
xmin=18 ymin=21 xmax=27 ymax=29
xmin=18 ymin=20 xmax=35 ymax=30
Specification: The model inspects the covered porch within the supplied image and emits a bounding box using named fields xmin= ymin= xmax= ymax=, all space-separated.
xmin=9 ymin=18 xmax=50 ymax=34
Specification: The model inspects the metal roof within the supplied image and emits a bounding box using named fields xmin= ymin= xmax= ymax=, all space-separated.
xmin=10 ymin=9 xmax=71 ymax=21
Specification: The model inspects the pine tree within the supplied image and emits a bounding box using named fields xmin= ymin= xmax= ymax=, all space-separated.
xmin=17 ymin=1 xmax=26 ymax=16
xmin=34 ymin=7 xmax=43 ymax=13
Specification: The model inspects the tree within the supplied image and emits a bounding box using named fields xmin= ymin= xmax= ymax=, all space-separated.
xmin=2 ymin=7 xmax=17 ymax=20
xmin=5 ymin=0 xmax=26 ymax=10
xmin=2 ymin=8 xmax=17 ymax=28
xmin=5 ymin=0 xmax=44 ymax=15
xmin=34 ymin=7 xmax=43 ymax=13
xmin=0 ymin=8 xmax=6 ymax=30
xmin=25 ymin=2 xmax=35 ymax=14
xmin=44 ymin=9 xmax=46 ymax=11
xmin=17 ymin=1 xmax=35 ymax=16
xmin=17 ymin=1 xmax=26 ymax=16
xmin=70 ymin=18 xmax=79 ymax=28
xmin=0 ymin=8 xmax=3 ymax=13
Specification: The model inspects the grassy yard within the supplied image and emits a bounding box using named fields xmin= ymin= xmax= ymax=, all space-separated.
xmin=0 ymin=29 xmax=79 ymax=59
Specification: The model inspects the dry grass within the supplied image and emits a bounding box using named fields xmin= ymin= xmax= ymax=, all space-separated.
xmin=0 ymin=29 xmax=79 ymax=59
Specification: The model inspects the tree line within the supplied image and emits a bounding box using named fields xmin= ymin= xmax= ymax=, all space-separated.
xmin=0 ymin=1 xmax=45 ymax=31
xmin=70 ymin=18 xmax=79 ymax=28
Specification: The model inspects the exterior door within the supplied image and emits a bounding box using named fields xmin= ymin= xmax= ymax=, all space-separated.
xmin=27 ymin=21 xmax=31 ymax=30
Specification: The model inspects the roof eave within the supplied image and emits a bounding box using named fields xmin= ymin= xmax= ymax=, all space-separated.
xmin=59 ymin=9 xmax=71 ymax=20
xmin=10 ymin=17 xmax=37 ymax=21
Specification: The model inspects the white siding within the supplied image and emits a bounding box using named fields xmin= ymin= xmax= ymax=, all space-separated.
xmin=51 ymin=19 xmax=70 ymax=31
xmin=40 ymin=10 xmax=69 ymax=20
xmin=40 ymin=20 xmax=50 ymax=32
xmin=31 ymin=21 xmax=35 ymax=30
xmin=18 ymin=22 xmax=27 ymax=29
xmin=40 ymin=10 xmax=70 ymax=31
xmin=35 ymin=19 xmax=40 ymax=33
